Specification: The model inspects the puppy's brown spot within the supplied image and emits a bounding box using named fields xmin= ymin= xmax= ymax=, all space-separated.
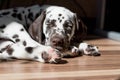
xmin=1 ymin=48 xmax=6 ymax=53
xmin=1 ymin=30 xmax=4 ymax=33
xmin=7 ymin=47 xmax=14 ymax=55
xmin=23 ymin=41 xmax=27 ymax=46
xmin=34 ymin=56 xmax=39 ymax=59
xmin=25 ymin=47 xmax=33 ymax=53
xmin=15 ymin=39 xmax=20 ymax=42
xmin=62 ymin=17 xmax=64 ymax=19
xmin=12 ymin=34 xmax=19 ymax=38
xmin=0 ymin=45 xmax=10 ymax=53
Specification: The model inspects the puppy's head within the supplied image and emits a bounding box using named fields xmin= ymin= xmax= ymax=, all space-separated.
xmin=29 ymin=6 xmax=86 ymax=51
xmin=42 ymin=6 xmax=79 ymax=51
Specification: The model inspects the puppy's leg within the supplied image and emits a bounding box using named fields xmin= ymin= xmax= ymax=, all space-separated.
xmin=63 ymin=42 xmax=101 ymax=58
xmin=78 ymin=42 xmax=101 ymax=56
xmin=0 ymin=40 xmax=15 ymax=61
xmin=62 ymin=46 xmax=82 ymax=58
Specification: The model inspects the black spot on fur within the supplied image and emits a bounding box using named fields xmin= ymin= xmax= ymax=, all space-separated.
xmin=0 ymin=45 xmax=10 ymax=53
xmin=11 ymin=13 xmax=22 ymax=20
xmin=35 ymin=13 xmax=40 ymax=19
xmin=0 ymin=25 xmax=6 ymax=29
xmin=23 ymin=41 xmax=27 ymax=46
xmin=28 ymin=9 xmax=31 ymax=12
xmin=15 ymin=39 xmax=20 ymax=42
xmin=1 ymin=30 xmax=4 ymax=33
xmin=1 ymin=48 xmax=6 ymax=52
xmin=17 ymin=13 xmax=22 ymax=20
xmin=34 ymin=56 xmax=39 ymax=59
xmin=22 ymin=11 xmax=25 ymax=14
xmin=28 ymin=12 xmax=34 ymax=21
xmin=13 ymin=9 xmax=18 ymax=12
xmin=2 ymin=12 xmax=10 ymax=15
xmin=12 ymin=34 xmax=19 ymax=38
xmin=11 ymin=13 xmax=17 ymax=17
xmin=59 ymin=20 xmax=62 ymax=23
xmin=20 ymin=28 xmax=24 ymax=31
xmin=25 ymin=47 xmax=33 ymax=53
xmin=7 ymin=47 xmax=14 ymax=55
xmin=34 ymin=10 xmax=42 ymax=19
xmin=59 ymin=14 xmax=62 ymax=16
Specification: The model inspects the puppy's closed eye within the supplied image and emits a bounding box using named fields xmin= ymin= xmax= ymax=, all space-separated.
xmin=63 ymin=20 xmax=73 ymax=28
xmin=45 ymin=19 xmax=56 ymax=26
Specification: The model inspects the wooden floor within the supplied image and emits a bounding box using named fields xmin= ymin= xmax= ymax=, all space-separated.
xmin=0 ymin=35 xmax=120 ymax=80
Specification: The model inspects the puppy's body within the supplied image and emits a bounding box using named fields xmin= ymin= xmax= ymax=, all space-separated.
xmin=0 ymin=22 xmax=61 ymax=63
xmin=0 ymin=5 xmax=100 ymax=62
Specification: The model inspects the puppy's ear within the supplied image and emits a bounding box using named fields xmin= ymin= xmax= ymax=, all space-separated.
xmin=68 ymin=13 xmax=79 ymax=42
xmin=72 ymin=13 xmax=87 ymax=43
xmin=74 ymin=13 xmax=79 ymax=30
xmin=78 ymin=18 xmax=87 ymax=40
xmin=28 ymin=11 xmax=46 ymax=43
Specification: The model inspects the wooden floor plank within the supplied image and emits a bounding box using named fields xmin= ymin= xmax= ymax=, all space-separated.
xmin=0 ymin=36 xmax=120 ymax=80
xmin=0 ymin=69 xmax=120 ymax=80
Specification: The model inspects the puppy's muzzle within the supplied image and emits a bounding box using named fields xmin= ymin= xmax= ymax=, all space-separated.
xmin=51 ymin=35 xmax=65 ymax=51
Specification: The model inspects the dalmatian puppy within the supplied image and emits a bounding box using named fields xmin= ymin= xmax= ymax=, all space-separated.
xmin=28 ymin=5 xmax=101 ymax=57
xmin=0 ymin=22 xmax=62 ymax=63
xmin=0 ymin=4 xmax=100 ymax=58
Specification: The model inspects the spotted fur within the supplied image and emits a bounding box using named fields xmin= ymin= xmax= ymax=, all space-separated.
xmin=0 ymin=4 xmax=100 ymax=63
xmin=0 ymin=22 xmax=62 ymax=63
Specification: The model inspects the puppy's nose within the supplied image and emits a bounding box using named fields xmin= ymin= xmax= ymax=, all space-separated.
xmin=52 ymin=37 xmax=64 ymax=46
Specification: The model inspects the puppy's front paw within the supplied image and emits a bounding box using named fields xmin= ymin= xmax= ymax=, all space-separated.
xmin=33 ymin=46 xmax=62 ymax=63
xmin=62 ymin=46 xmax=82 ymax=58
xmin=79 ymin=43 xmax=101 ymax=56
xmin=43 ymin=46 xmax=62 ymax=63
xmin=71 ymin=46 xmax=82 ymax=57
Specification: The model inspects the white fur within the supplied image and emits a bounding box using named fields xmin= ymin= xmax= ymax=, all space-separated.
xmin=0 ymin=22 xmax=61 ymax=63
xmin=1 ymin=22 xmax=40 ymax=47
xmin=79 ymin=43 xmax=99 ymax=55
xmin=0 ymin=5 xmax=100 ymax=60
